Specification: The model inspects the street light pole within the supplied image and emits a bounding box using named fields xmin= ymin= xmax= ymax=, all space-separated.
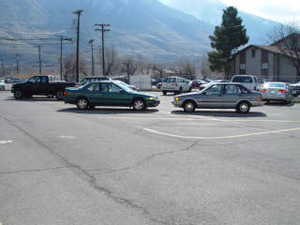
xmin=73 ymin=9 xmax=83 ymax=82
xmin=59 ymin=36 xmax=72 ymax=80
xmin=89 ymin=39 xmax=95 ymax=76
xmin=95 ymin=24 xmax=110 ymax=76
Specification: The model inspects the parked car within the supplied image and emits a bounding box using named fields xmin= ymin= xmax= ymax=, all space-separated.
xmin=172 ymin=82 xmax=264 ymax=113
xmin=0 ymin=79 xmax=5 ymax=91
xmin=231 ymin=75 xmax=259 ymax=90
xmin=80 ymin=76 xmax=110 ymax=86
xmin=199 ymin=80 xmax=228 ymax=90
xmin=114 ymin=80 xmax=139 ymax=91
xmin=191 ymin=79 xmax=208 ymax=89
xmin=161 ymin=76 xmax=192 ymax=95
xmin=290 ymin=81 xmax=300 ymax=97
xmin=11 ymin=75 xmax=75 ymax=100
xmin=64 ymin=80 xmax=160 ymax=111
xmin=260 ymin=82 xmax=294 ymax=103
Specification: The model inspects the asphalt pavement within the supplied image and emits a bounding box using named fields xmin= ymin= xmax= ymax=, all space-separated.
xmin=1 ymin=91 xmax=300 ymax=225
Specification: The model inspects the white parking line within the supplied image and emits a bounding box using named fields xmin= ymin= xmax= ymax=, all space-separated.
xmin=0 ymin=140 xmax=13 ymax=145
xmin=143 ymin=127 xmax=300 ymax=140
xmin=59 ymin=136 xmax=76 ymax=140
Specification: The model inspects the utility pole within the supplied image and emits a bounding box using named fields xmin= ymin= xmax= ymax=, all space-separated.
xmin=38 ymin=45 xmax=42 ymax=75
xmin=95 ymin=24 xmax=110 ymax=76
xmin=15 ymin=54 xmax=20 ymax=74
xmin=1 ymin=59 xmax=5 ymax=76
xmin=58 ymin=36 xmax=72 ymax=80
xmin=73 ymin=9 xmax=83 ymax=82
xmin=89 ymin=39 xmax=95 ymax=76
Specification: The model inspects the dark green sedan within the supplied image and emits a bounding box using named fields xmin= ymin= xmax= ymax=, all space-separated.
xmin=63 ymin=80 xmax=160 ymax=111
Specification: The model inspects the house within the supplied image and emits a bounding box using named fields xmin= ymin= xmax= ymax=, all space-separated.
xmin=230 ymin=33 xmax=300 ymax=82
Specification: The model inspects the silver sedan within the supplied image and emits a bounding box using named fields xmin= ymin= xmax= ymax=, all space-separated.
xmin=172 ymin=82 xmax=264 ymax=113
xmin=260 ymin=82 xmax=294 ymax=103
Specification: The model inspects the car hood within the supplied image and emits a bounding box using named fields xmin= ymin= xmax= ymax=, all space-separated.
xmin=129 ymin=91 xmax=158 ymax=98
xmin=176 ymin=91 xmax=200 ymax=98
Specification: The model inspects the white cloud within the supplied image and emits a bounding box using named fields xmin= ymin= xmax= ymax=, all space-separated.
xmin=219 ymin=0 xmax=300 ymax=23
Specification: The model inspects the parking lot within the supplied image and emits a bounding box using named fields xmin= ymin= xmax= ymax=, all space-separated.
xmin=1 ymin=90 xmax=300 ymax=225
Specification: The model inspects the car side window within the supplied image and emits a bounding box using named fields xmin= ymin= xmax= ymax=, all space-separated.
xmin=109 ymin=84 xmax=122 ymax=93
xmin=204 ymin=84 xmax=222 ymax=96
xmin=238 ymin=85 xmax=250 ymax=94
xmin=87 ymin=83 xmax=100 ymax=92
xmin=224 ymin=85 xmax=240 ymax=95
xmin=40 ymin=77 xmax=48 ymax=84
xmin=28 ymin=77 xmax=37 ymax=84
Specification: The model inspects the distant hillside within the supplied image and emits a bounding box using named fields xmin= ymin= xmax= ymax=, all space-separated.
xmin=159 ymin=0 xmax=280 ymax=44
xmin=0 ymin=0 xmax=280 ymax=69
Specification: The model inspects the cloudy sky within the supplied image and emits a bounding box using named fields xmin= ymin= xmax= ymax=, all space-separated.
xmin=219 ymin=0 xmax=300 ymax=23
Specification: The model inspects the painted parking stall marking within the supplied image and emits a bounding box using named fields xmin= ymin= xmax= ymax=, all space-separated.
xmin=0 ymin=140 xmax=13 ymax=145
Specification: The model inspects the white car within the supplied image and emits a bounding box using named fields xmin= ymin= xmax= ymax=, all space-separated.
xmin=161 ymin=76 xmax=192 ymax=95
xmin=231 ymin=75 xmax=259 ymax=91
xmin=290 ymin=82 xmax=300 ymax=97
xmin=0 ymin=79 xmax=5 ymax=91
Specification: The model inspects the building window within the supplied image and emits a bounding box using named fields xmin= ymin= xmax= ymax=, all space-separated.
xmin=251 ymin=49 xmax=256 ymax=58
xmin=239 ymin=64 xmax=246 ymax=74
xmin=261 ymin=50 xmax=269 ymax=75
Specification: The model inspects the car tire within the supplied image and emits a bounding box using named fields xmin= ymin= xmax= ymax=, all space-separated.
xmin=14 ymin=90 xmax=23 ymax=99
xmin=163 ymin=91 xmax=167 ymax=96
xmin=132 ymin=98 xmax=146 ymax=111
xmin=183 ymin=101 xmax=196 ymax=112
xmin=237 ymin=101 xmax=251 ymax=114
xmin=76 ymin=98 xmax=89 ymax=110
xmin=56 ymin=90 xmax=64 ymax=100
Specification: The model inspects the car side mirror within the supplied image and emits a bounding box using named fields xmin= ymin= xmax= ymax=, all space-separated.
xmin=120 ymin=90 xmax=127 ymax=94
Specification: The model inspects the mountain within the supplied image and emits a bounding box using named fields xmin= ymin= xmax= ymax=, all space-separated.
xmin=159 ymin=0 xmax=280 ymax=44
xmin=0 ymin=0 xmax=280 ymax=70
xmin=0 ymin=0 xmax=213 ymax=66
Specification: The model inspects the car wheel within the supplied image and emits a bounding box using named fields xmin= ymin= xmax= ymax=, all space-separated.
xmin=133 ymin=98 xmax=146 ymax=111
xmin=163 ymin=91 xmax=167 ymax=95
xmin=76 ymin=98 xmax=89 ymax=110
xmin=237 ymin=102 xmax=251 ymax=114
xmin=56 ymin=90 xmax=64 ymax=100
xmin=183 ymin=101 xmax=196 ymax=112
xmin=14 ymin=90 xmax=23 ymax=99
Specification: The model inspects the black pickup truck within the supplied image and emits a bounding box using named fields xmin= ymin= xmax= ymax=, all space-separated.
xmin=11 ymin=75 xmax=75 ymax=100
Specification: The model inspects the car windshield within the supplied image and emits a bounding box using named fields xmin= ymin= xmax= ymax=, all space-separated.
xmin=232 ymin=76 xmax=253 ymax=83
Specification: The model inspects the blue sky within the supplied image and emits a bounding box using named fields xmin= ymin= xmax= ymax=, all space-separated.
xmin=220 ymin=0 xmax=300 ymax=23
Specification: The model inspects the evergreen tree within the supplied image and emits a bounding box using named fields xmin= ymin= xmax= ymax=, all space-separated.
xmin=208 ymin=7 xmax=249 ymax=78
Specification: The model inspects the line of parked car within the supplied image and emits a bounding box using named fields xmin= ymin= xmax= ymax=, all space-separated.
xmin=7 ymin=74 xmax=300 ymax=114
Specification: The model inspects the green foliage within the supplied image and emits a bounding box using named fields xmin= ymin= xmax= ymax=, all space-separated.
xmin=208 ymin=6 xmax=249 ymax=76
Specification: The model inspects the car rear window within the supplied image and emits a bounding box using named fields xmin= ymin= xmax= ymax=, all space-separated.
xmin=232 ymin=76 xmax=253 ymax=83
xmin=267 ymin=83 xmax=286 ymax=88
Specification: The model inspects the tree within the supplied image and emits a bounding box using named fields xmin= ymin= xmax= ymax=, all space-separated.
xmin=121 ymin=57 xmax=138 ymax=82
xmin=63 ymin=54 xmax=88 ymax=81
xmin=208 ymin=6 xmax=249 ymax=78
xmin=268 ymin=24 xmax=300 ymax=77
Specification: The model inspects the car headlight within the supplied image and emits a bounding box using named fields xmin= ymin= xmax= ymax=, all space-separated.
xmin=175 ymin=97 xmax=181 ymax=101
xmin=147 ymin=97 xmax=157 ymax=101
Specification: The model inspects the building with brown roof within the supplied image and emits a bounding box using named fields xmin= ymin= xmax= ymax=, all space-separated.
xmin=230 ymin=33 xmax=300 ymax=82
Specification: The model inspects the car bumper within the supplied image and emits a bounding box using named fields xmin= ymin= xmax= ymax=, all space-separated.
xmin=172 ymin=101 xmax=183 ymax=107
xmin=146 ymin=100 xmax=160 ymax=107
xmin=262 ymin=93 xmax=292 ymax=101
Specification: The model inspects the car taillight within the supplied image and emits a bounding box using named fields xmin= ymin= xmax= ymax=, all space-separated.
xmin=278 ymin=89 xmax=288 ymax=94
xmin=64 ymin=91 xmax=68 ymax=96
xmin=260 ymin=89 xmax=267 ymax=93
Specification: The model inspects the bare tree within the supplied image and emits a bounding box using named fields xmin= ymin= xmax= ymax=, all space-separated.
xmin=64 ymin=54 xmax=88 ymax=81
xmin=175 ymin=58 xmax=196 ymax=80
xmin=121 ymin=57 xmax=138 ymax=82
xmin=106 ymin=47 xmax=121 ymax=75
xmin=269 ymin=24 xmax=300 ymax=77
